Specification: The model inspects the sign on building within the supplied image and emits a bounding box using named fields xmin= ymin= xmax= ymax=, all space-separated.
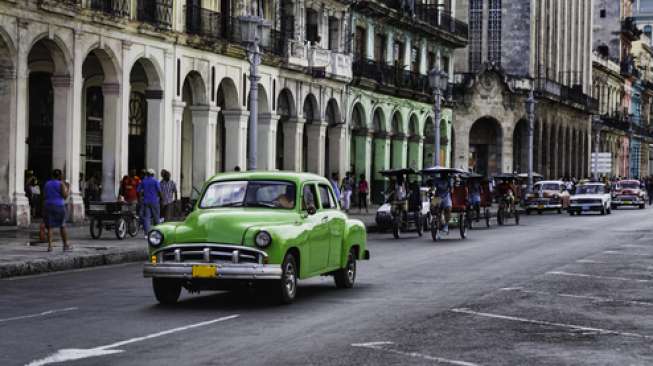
xmin=591 ymin=152 xmax=612 ymax=174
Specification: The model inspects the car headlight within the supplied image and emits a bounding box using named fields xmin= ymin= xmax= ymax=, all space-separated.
xmin=148 ymin=230 xmax=164 ymax=247
xmin=255 ymin=231 xmax=272 ymax=248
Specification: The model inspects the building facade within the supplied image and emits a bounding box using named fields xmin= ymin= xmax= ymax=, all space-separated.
xmin=348 ymin=0 xmax=467 ymax=203
xmin=453 ymin=0 xmax=596 ymax=179
xmin=0 ymin=0 xmax=370 ymax=226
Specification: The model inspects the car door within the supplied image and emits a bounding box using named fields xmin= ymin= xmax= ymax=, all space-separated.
xmin=318 ymin=184 xmax=346 ymax=269
xmin=302 ymin=183 xmax=330 ymax=274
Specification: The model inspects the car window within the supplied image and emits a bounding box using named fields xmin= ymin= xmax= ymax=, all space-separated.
xmin=199 ymin=180 xmax=296 ymax=209
xmin=302 ymin=183 xmax=318 ymax=211
xmin=318 ymin=184 xmax=336 ymax=209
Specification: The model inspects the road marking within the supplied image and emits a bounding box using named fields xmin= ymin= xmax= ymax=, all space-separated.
xmin=2 ymin=263 xmax=137 ymax=281
xmin=26 ymin=314 xmax=239 ymax=366
xmin=499 ymin=287 xmax=653 ymax=306
xmin=621 ymin=244 xmax=650 ymax=249
xmin=352 ymin=341 xmax=481 ymax=366
xmin=0 ymin=307 xmax=78 ymax=324
xmin=546 ymin=271 xmax=652 ymax=283
xmin=603 ymin=251 xmax=651 ymax=257
xmin=450 ymin=308 xmax=652 ymax=339
xmin=576 ymin=259 xmax=606 ymax=264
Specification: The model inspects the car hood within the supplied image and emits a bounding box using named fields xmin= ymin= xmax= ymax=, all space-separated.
xmin=172 ymin=208 xmax=299 ymax=245
xmin=571 ymin=194 xmax=606 ymax=200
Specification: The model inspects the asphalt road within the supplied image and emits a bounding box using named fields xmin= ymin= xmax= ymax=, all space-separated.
xmin=1 ymin=207 xmax=652 ymax=366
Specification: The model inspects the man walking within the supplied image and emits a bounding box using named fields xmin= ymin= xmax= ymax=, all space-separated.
xmin=138 ymin=169 xmax=162 ymax=236
xmin=330 ymin=173 xmax=341 ymax=202
xmin=160 ymin=169 xmax=178 ymax=222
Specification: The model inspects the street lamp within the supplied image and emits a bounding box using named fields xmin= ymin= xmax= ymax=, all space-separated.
xmin=239 ymin=1 xmax=268 ymax=171
xmin=525 ymin=88 xmax=536 ymax=193
xmin=429 ymin=67 xmax=448 ymax=167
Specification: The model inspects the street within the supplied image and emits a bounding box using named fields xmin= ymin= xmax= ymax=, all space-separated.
xmin=1 ymin=208 xmax=652 ymax=366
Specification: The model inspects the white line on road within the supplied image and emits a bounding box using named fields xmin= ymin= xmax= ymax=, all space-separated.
xmin=0 ymin=307 xmax=78 ymax=324
xmin=25 ymin=314 xmax=239 ymax=366
xmin=621 ymin=244 xmax=650 ymax=249
xmin=352 ymin=341 xmax=481 ymax=366
xmin=546 ymin=271 xmax=652 ymax=283
xmin=450 ymin=308 xmax=652 ymax=339
xmin=576 ymin=259 xmax=606 ymax=264
xmin=603 ymin=251 xmax=652 ymax=257
xmin=499 ymin=287 xmax=653 ymax=306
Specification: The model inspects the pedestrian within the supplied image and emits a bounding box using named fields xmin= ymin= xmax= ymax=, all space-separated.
xmin=28 ymin=176 xmax=41 ymax=218
xmin=43 ymin=169 xmax=70 ymax=252
xmin=121 ymin=169 xmax=141 ymax=204
xmin=330 ymin=173 xmax=341 ymax=202
xmin=647 ymin=177 xmax=653 ymax=205
xmin=79 ymin=173 xmax=87 ymax=208
xmin=138 ymin=169 xmax=162 ymax=236
xmin=160 ymin=169 xmax=178 ymax=222
xmin=340 ymin=172 xmax=354 ymax=212
xmin=358 ymin=173 xmax=369 ymax=213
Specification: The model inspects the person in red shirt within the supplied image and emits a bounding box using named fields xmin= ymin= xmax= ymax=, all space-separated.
xmin=120 ymin=170 xmax=141 ymax=204
xmin=358 ymin=174 xmax=369 ymax=213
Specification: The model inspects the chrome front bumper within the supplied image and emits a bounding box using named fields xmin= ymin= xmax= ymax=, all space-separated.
xmin=612 ymin=198 xmax=644 ymax=206
xmin=525 ymin=202 xmax=562 ymax=210
xmin=143 ymin=262 xmax=282 ymax=280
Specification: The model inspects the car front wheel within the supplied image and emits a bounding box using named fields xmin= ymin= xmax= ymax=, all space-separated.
xmin=277 ymin=253 xmax=298 ymax=304
xmin=334 ymin=250 xmax=356 ymax=289
xmin=152 ymin=278 xmax=181 ymax=305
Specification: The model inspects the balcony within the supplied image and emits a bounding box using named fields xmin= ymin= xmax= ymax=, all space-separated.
xmin=415 ymin=8 xmax=469 ymax=40
xmin=622 ymin=17 xmax=642 ymax=41
xmin=89 ymin=0 xmax=129 ymax=17
xmin=186 ymin=5 xmax=221 ymax=39
xmin=137 ymin=0 xmax=173 ymax=30
xmin=260 ymin=29 xmax=286 ymax=57
xmin=38 ymin=0 xmax=81 ymax=16
xmin=353 ymin=59 xmax=429 ymax=96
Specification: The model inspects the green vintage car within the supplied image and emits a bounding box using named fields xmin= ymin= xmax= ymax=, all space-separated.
xmin=143 ymin=171 xmax=369 ymax=304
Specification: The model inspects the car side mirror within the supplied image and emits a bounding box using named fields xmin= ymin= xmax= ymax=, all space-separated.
xmin=306 ymin=205 xmax=317 ymax=215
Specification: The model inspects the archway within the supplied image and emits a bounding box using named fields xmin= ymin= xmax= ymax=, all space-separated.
xmin=512 ymin=119 xmax=528 ymax=174
xmin=302 ymin=93 xmax=319 ymax=173
xmin=128 ymin=58 xmax=162 ymax=175
xmin=423 ymin=117 xmax=435 ymax=168
xmin=216 ymin=78 xmax=239 ymax=172
xmin=325 ymin=98 xmax=341 ymax=176
xmin=407 ymin=115 xmax=420 ymax=169
xmin=81 ymin=48 xmax=120 ymax=201
xmin=180 ymin=71 xmax=207 ymax=199
xmin=469 ymin=117 xmax=502 ymax=176
xmin=276 ymin=88 xmax=295 ymax=170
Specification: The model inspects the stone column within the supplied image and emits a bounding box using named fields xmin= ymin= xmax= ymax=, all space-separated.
xmin=51 ymin=76 xmax=71 ymax=173
xmin=222 ymin=109 xmax=249 ymax=171
xmin=551 ymin=124 xmax=559 ymax=178
xmin=146 ymin=90 xmax=165 ymax=173
xmin=327 ymin=125 xmax=347 ymax=178
xmin=372 ymin=133 xmax=391 ymax=202
xmin=306 ymin=121 xmax=328 ymax=175
xmin=501 ymin=126 xmax=513 ymax=173
xmin=407 ymin=137 xmax=423 ymax=170
xmin=386 ymin=32 xmax=394 ymax=65
xmin=282 ymin=117 xmax=304 ymax=171
xmin=172 ymin=100 xmax=186 ymax=186
xmin=453 ymin=124 xmax=470 ymax=171
xmin=67 ymin=32 xmax=84 ymax=222
xmin=100 ymin=83 xmax=121 ymax=201
xmin=7 ymin=45 xmax=28 ymax=226
xmin=191 ymin=105 xmax=219 ymax=187
xmin=258 ymin=113 xmax=280 ymax=170
xmin=535 ymin=120 xmax=543 ymax=174
xmin=391 ymin=134 xmax=408 ymax=169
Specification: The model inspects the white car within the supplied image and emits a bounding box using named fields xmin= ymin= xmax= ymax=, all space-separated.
xmin=568 ymin=183 xmax=612 ymax=215
xmin=376 ymin=187 xmax=431 ymax=230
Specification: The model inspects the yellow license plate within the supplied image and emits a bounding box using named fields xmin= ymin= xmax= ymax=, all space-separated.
xmin=623 ymin=201 xmax=632 ymax=205
xmin=192 ymin=265 xmax=216 ymax=278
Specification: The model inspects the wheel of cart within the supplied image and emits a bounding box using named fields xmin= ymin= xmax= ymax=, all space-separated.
xmin=465 ymin=173 xmax=491 ymax=229
xmin=87 ymin=202 xmax=139 ymax=240
xmin=451 ymin=184 xmax=469 ymax=239
xmin=480 ymin=180 xmax=492 ymax=228
xmin=420 ymin=166 xmax=468 ymax=241
xmin=380 ymin=169 xmax=423 ymax=239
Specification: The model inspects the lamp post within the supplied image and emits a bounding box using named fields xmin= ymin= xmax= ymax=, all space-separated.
xmin=239 ymin=2 xmax=265 ymax=171
xmin=525 ymin=89 xmax=536 ymax=193
xmin=429 ymin=67 xmax=448 ymax=167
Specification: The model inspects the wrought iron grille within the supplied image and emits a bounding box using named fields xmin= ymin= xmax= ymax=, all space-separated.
xmin=469 ymin=0 xmax=482 ymax=72
xmin=89 ymin=0 xmax=129 ymax=17
xmin=487 ymin=0 xmax=501 ymax=66
xmin=137 ymin=0 xmax=173 ymax=29
xmin=186 ymin=5 xmax=221 ymax=38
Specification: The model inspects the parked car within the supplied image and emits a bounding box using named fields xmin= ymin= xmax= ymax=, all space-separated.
xmin=524 ymin=180 xmax=571 ymax=214
xmin=376 ymin=187 xmax=431 ymax=231
xmin=568 ymin=182 xmax=612 ymax=215
xmin=143 ymin=172 xmax=370 ymax=305
xmin=611 ymin=179 xmax=648 ymax=209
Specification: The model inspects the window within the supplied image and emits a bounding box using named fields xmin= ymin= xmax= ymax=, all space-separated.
xmin=199 ymin=181 xmax=296 ymax=209
xmin=394 ymin=41 xmax=404 ymax=67
xmin=355 ymin=26 xmax=366 ymax=59
xmin=306 ymin=9 xmax=319 ymax=44
xmin=318 ymin=185 xmax=336 ymax=209
xmin=427 ymin=51 xmax=436 ymax=70
xmin=411 ymin=46 xmax=420 ymax=72
xmin=442 ymin=55 xmax=450 ymax=75
xmin=469 ymin=0 xmax=483 ymax=72
xmin=328 ymin=17 xmax=340 ymax=50
xmin=488 ymin=0 xmax=502 ymax=66
xmin=374 ymin=33 xmax=386 ymax=62
xmin=599 ymin=9 xmax=606 ymax=18
xmin=302 ymin=184 xmax=318 ymax=210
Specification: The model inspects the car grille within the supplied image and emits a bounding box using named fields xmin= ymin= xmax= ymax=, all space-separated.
xmin=156 ymin=244 xmax=265 ymax=265
xmin=574 ymin=199 xmax=601 ymax=204
xmin=617 ymin=195 xmax=636 ymax=201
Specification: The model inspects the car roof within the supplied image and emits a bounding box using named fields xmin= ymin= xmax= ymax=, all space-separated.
xmin=579 ymin=182 xmax=605 ymax=186
xmin=535 ymin=180 xmax=563 ymax=185
xmin=207 ymin=171 xmax=330 ymax=185
xmin=618 ymin=179 xmax=639 ymax=183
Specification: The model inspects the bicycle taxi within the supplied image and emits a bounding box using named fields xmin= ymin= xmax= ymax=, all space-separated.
xmin=379 ymin=169 xmax=423 ymax=239
xmin=87 ymin=201 xmax=140 ymax=240
xmin=493 ymin=173 xmax=521 ymax=226
xmin=421 ymin=167 xmax=469 ymax=241
xmin=465 ymin=173 xmax=492 ymax=228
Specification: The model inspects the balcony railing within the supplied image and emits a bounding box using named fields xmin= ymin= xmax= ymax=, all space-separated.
xmin=414 ymin=8 xmax=469 ymax=40
xmin=137 ymin=0 xmax=173 ymax=30
xmin=89 ymin=0 xmax=129 ymax=17
xmin=186 ymin=5 xmax=221 ymax=38
xmin=353 ymin=59 xmax=429 ymax=94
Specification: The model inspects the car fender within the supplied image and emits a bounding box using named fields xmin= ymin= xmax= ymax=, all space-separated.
xmin=242 ymin=222 xmax=312 ymax=275
xmin=341 ymin=218 xmax=368 ymax=267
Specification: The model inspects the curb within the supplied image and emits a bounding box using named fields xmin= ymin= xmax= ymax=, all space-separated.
xmin=0 ymin=248 xmax=148 ymax=279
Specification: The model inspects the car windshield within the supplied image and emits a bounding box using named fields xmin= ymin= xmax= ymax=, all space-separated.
xmin=199 ymin=180 xmax=297 ymax=209
xmin=576 ymin=185 xmax=603 ymax=194
xmin=537 ymin=183 xmax=559 ymax=191
xmin=619 ymin=182 xmax=639 ymax=189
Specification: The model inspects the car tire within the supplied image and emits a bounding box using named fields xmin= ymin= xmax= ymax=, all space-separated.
xmin=537 ymin=210 xmax=543 ymax=215
xmin=557 ymin=209 xmax=562 ymax=214
xmin=568 ymin=211 xmax=574 ymax=216
xmin=152 ymin=278 xmax=181 ymax=305
xmin=334 ymin=250 xmax=356 ymax=289
xmin=639 ymin=204 xmax=645 ymax=209
xmin=90 ymin=218 xmax=102 ymax=239
xmin=277 ymin=253 xmax=298 ymax=304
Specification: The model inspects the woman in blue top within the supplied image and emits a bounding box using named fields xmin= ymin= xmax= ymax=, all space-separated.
xmin=44 ymin=169 xmax=70 ymax=252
